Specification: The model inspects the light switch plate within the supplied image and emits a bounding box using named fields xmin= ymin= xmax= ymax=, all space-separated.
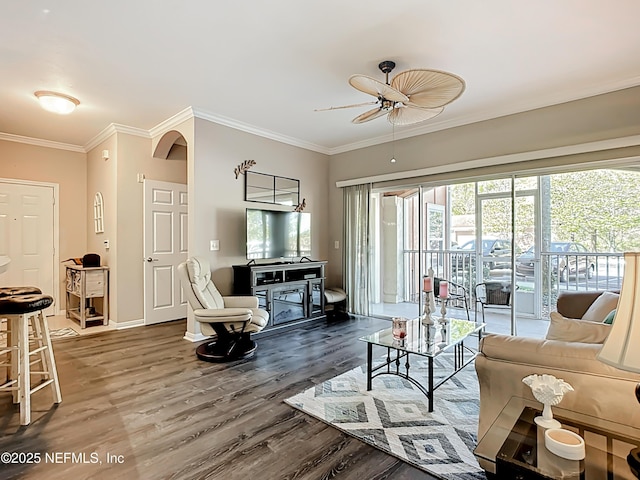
xmin=210 ymin=240 xmax=220 ymax=251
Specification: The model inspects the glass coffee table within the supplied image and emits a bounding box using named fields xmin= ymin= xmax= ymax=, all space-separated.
xmin=359 ymin=317 xmax=484 ymax=412
xmin=474 ymin=396 xmax=640 ymax=479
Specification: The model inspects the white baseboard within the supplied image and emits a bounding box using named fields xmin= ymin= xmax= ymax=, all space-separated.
xmin=113 ymin=318 xmax=145 ymax=330
xmin=183 ymin=331 xmax=211 ymax=343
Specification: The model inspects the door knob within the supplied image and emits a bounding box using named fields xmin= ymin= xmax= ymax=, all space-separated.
xmin=145 ymin=257 xmax=158 ymax=262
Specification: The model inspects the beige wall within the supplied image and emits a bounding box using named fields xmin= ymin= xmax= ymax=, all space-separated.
xmin=331 ymin=86 xmax=640 ymax=182
xmin=86 ymin=131 xmax=187 ymax=325
xmin=3 ymin=85 xmax=638 ymax=326
xmin=0 ymin=140 xmax=87 ymax=306
xmin=117 ymin=133 xmax=187 ymax=324
xmin=327 ymin=86 xmax=640 ymax=285
xmin=86 ymin=136 xmax=117 ymax=321
xmin=192 ymin=118 xmax=330 ymax=296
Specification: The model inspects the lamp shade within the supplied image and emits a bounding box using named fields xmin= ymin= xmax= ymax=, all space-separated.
xmin=597 ymin=252 xmax=640 ymax=373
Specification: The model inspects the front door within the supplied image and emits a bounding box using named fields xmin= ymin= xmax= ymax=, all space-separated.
xmin=143 ymin=180 xmax=187 ymax=325
xmin=0 ymin=180 xmax=57 ymax=315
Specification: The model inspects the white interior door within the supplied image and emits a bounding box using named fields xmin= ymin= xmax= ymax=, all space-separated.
xmin=0 ymin=180 xmax=57 ymax=315
xmin=143 ymin=180 xmax=187 ymax=325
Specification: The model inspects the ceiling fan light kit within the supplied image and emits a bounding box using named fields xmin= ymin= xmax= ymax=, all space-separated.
xmin=322 ymin=60 xmax=465 ymax=126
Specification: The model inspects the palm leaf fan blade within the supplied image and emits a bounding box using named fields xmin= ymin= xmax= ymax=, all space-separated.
xmin=352 ymin=107 xmax=388 ymax=124
xmin=391 ymin=69 xmax=465 ymax=108
xmin=349 ymin=75 xmax=409 ymax=103
xmin=388 ymin=106 xmax=443 ymax=126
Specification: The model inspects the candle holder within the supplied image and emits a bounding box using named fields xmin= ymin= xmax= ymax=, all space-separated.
xmin=437 ymin=280 xmax=449 ymax=326
xmin=439 ymin=297 xmax=448 ymax=324
xmin=422 ymin=290 xmax=434 ymax=324
xmin=439 ymin=295 xmax=448 ymax=327
xmin=392 ymin=317 xmax=408 ymax=340
xmin=422 ymin=290 xmax=437 ymax=341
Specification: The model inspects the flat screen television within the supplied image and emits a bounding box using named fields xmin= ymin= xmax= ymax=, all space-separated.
xmin=246 ymin=208 xmax=311 ymax=260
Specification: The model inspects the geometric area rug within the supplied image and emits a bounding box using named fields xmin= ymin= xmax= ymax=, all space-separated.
xmin=49 ymin=326 xmax=80 ymax=340
xmin=285 ymin=355 xmax=487 ymax=480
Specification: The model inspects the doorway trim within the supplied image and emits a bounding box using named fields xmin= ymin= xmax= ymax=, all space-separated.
xmin=0 ymin=177 xmax=60 ymax=315
xmin=143 ymin=179 xmax=188 ymax=325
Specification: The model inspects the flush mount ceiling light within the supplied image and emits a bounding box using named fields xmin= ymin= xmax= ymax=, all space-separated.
xmin=34 ymin=90 xmax=80 ymax=114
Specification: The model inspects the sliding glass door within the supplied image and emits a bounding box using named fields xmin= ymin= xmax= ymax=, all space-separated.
xmin=369 ymin=177 xmax=541 ymax=333
xmin=475 ymin=178 xmax=540 ymax=334
xmin=359 ymin=166 xmax=634 ymax=339
xmin=369 ymin=185 xmax=450 ymax=320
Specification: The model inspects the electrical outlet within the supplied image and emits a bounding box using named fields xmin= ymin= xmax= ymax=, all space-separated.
xmin=210 ymin=240 xmax=220 ymax=251
xmin=334 ymin=241 xmax=339 ymax=249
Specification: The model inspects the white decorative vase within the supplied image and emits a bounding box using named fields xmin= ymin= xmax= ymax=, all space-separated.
xmin=522 ymin=374 xmax=574 ymax=429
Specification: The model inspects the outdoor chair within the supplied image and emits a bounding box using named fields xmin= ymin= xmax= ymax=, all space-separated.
xmin=434 ymin=277 xmax=470 ymax=321
xmin=475 ymin=281 xmax=512 ymax=324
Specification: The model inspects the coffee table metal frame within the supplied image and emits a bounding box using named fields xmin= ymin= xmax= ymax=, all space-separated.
xmin=359 ymin=317 xmax=484 ymax=412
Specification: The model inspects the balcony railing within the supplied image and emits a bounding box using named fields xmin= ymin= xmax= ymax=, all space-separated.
xmin=401 ymin=249 xmax=624 ymax=318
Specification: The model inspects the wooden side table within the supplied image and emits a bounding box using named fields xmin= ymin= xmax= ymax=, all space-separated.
xmin=65 ymin=265 xmax=109 ymax=328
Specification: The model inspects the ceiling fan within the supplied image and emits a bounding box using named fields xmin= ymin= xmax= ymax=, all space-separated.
xmin=317 ymin=60 xmax=465 ymax=126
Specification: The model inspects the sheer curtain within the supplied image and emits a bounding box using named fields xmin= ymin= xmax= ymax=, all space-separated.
xmin=343 ymin=183 xmax=372 ymax=316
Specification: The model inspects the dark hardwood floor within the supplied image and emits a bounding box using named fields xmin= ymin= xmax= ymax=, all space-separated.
xmin=0 ymin=316 xmax=441 ymax=480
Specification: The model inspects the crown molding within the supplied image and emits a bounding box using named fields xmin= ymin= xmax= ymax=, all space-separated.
xmin=191 ymin=107 xmax=331 ymax=155
xmin=5 ymin=75 xmax=639 ymax=158
xmin=329 ymin=75 xmax=640 ymax=155
xmin=84 ymin=123 xmax=149 ymax=152
xmin=149 ymin=106 xmax=195 ymax=138
xmin=0 ymin=132 xmax=85 ymax=153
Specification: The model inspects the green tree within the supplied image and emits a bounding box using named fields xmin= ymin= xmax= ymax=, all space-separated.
xmin=452 ymin=170 xmax=640 ymax=253
xmin=550 ymin=169 xmax=640 ymax=252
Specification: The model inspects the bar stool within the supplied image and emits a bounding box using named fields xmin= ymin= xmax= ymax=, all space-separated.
xmin=0 ymin=287 xmax=42 ymax=340
xmin=0 ymin=287 xmax=42 ymax=297
xmin=0 ymin=294 xmax=62 ymax=425
xmin=0 ymin=287 xmax=42 ymax=391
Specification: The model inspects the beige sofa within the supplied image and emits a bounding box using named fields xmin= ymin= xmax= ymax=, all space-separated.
xmin=475 ymin=290 xmax=640 ymax=441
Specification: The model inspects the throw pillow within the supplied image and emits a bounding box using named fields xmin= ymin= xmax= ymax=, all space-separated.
xmin=546 ymin=311 xmax=611 ymax=344
xmin=581 ymin=291 xmax=620 ymax=322
xmin=603 ymin=309 xmax=616 ymax=325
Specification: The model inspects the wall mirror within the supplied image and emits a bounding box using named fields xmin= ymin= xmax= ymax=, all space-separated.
xmin=93 ymin=192 xmax=104 ymax=233
xmin=245 ymin=171 xmax=300 ymax=206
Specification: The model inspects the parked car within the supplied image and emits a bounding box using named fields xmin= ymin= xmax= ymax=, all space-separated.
xmin=515 ymin=242 xmax=595 ymax=282
xmin=453 ymin=238 xmax=512 ymax=270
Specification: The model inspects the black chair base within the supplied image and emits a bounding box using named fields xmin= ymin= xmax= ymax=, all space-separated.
xmin=195 ymin=336 xmax=257 ymax=362
xmin=327 ymin=307 xmax=351 ymax=321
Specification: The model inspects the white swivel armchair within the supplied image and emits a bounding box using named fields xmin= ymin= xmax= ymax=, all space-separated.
xmin=178 ymin=256 xmax=268 ymax=362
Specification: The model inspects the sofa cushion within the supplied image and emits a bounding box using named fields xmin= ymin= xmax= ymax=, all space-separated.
xmin=603 ymin=309 xmax=616 ymax=325
xmin=479 ymin=333 xmax=639 ymax=380
xmin=581 ymin=291 xmax=619 ymax=322
xmin=546 ymin=312 xmax=611 ymax=343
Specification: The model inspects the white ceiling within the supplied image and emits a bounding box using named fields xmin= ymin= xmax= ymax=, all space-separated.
xmin=2 ymin=1 xmax=640 ymax=154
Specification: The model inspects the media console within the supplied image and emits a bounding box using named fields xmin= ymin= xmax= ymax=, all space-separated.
xmin=232 ymin=261 xmax=327 ymax=333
